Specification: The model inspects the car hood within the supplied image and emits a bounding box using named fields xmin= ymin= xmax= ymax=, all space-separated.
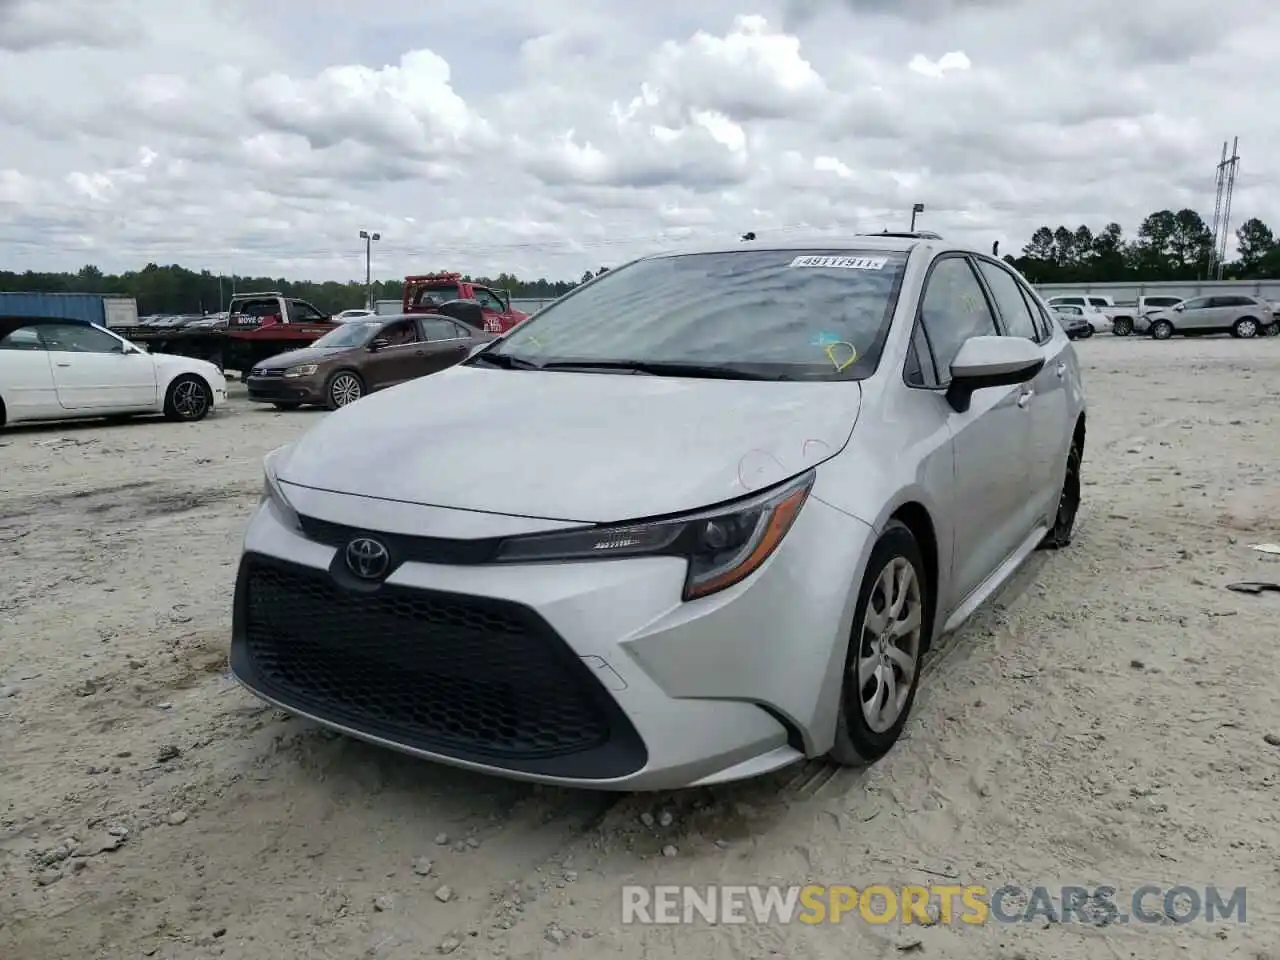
xmin=278 ymin=365 xmax=862 ymax=523
xmin=255 ymin=346 xmax=352 ymax=369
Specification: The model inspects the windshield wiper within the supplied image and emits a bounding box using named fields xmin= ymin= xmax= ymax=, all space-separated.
xmin=465 ymin=352 xmax=542 ymax=370
xmin=538 ymin=360 xmax=783 ymax=380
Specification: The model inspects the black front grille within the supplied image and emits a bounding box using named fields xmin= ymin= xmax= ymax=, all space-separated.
xmin=231 ymin=554 xmax=646 ymax=779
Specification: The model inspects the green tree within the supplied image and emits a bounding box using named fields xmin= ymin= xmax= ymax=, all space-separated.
xmin=1233 ymin=218 xmax=1275 ymax=277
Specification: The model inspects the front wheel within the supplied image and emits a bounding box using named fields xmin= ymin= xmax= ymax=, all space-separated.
xmin=1039 ymin=436 xmax=1081 ymax=550
xmin=1113 ymin=317 xmax=1133 ymax=336
xmin=829 ymin=521 xmax=930 ymax=766
xmin=163 ymin=375 xmax=212 ymax=422
xmin=324 ymin=370 xmax=365 ymax=410
xmin=1150 ymin=319 xmax=1174 ymax=340
xmin=1080 ymin=326 xmax=1094 ymax=338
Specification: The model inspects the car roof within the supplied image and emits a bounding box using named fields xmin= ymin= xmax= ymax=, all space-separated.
xmin=0 ymin=315 xmax=93 ymax=331
xmin=638 ymin=235 xmax=986 ymax=260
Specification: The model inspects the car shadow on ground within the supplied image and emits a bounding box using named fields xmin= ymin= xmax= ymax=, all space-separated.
xmin=0 ymin=413 xmax=170 ymax=436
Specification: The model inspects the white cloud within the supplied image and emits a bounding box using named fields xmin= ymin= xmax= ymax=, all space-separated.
xmin=0 ymin=0 xmax=1278 ymax=281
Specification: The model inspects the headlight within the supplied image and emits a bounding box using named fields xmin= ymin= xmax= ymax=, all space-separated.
xmin=261 ymin=444 xmax=300 ymax=530
xmin=493 ymin=471 xmax=814 ymax=601
xmin=284 ymin=364 xmax=317 ymax=378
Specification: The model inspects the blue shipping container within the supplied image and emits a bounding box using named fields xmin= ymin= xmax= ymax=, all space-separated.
xmin=0 ymin=291 xmax=107 ymax=325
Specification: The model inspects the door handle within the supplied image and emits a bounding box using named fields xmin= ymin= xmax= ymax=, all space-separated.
xmin=56 ymin=362 xmax=71 ymax=367
xmin=1055 ymin=361 xmax=1066 ymax=377
xmin=1017 ymin=389 xmax=1034 ymax=408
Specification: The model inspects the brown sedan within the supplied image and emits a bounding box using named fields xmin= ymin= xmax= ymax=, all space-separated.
xmin=246 ymin=314 xmax=492 ymax=410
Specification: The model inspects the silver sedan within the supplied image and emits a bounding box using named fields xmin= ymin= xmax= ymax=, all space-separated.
xmin=231 ymin=235 xmax=1087 ymax=790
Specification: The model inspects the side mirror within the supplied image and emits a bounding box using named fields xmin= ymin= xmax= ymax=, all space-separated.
xmin=946 ymin=336 xmax=1045 ymax=413
xmin=369 ymin=338 xmax=389 ymax=351
xmin=1174 ymin=304 xmax=1184 ymax=311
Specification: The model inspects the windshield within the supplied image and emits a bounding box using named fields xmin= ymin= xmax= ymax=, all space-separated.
xmin=483 ymin=249 xmax=908 ymax=380
xmin=312 ymin=320 xmax=380 ymax=348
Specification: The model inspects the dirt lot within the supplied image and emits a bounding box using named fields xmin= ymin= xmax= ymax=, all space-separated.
xmin=2 ymin=335 xmax=1278 ymax=960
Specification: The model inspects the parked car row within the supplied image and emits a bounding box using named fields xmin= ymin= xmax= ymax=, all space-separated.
xmin=1045 ymin=293 xmax=1279 ymax=339
xmin=0 ymin=302 xmax=498 ymax=429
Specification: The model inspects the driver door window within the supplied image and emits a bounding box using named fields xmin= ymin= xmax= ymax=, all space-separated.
xmin=378 ymin=319 xmax=420 ymax=346
xmin=918 ymin=256 xmax=999 ymax=383
xmin=974 ymin=259 xmax=1039 ymax=341
xmin=473 ymin=288 xmax=505 ymax=312
xmin=39 ymin=323 xmax=124 ymax=353
xmin=290 ymin=300 xmax=327 ymax=321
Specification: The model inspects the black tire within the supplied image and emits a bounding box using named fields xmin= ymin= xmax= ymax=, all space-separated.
xmin=1080 ymin=326 xmax=1094 ymax=338
xmin=163 ymin=374 xmax=212 ymax=422
xmin=1264 ymin=322 xmax=1280 ymax=337
xmin=829 ymin=520 xmax=931 ymax=766
xmin=273 ymin=402 xmax=302 ymax=411
xmin=1113 ymin=317 xmax=1133 ymax=336
xmin=324 ymin=370 xmax=365 ymax=410
xmin=1150 ymin=319 xmax=1174 ymax=340
xmin=1233 ymin=317 xmax=1260 ymax=339
xmin=1039 ymin=434 xmax=1082 ymax=550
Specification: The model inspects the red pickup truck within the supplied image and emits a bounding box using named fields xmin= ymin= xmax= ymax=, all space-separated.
xmin=402 ymin=272 xmax=528 ymax=333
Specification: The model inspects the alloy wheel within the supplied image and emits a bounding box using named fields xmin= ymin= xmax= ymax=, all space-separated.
xmin=172 ymin=379 xmax=208 ymax=420
xmin=856 ymin=557 xmax=923 ymax=734
xmin=330 ymin=374 xmax=362 ymax=407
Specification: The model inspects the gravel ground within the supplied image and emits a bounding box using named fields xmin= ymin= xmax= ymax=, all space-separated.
xmin=2 ymin=335 xmax=1278 ymax=960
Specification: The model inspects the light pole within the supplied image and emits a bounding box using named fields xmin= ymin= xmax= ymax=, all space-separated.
xmin=359 ymin=230 xmax=380 ymax=308
xmin=910 ymin=203 xmax=924 ymax=231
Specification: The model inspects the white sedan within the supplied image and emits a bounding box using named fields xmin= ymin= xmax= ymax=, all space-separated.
xmin=0 ymin=318 xmax=227 ymax=428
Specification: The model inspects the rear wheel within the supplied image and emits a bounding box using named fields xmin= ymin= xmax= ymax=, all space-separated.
xmin=325 ymin=370 xmax=364 ymax=410
xmin=830 ymin=521 xmax=930 ymax=766
xmin=163 ymin=375 xmax=212 ymax=422
xmin=1150 ymin=319 xmax=1174 ymax=340
xmin=1113 ymin=317 xmax=1133 ymax=336
xmin=1233 ymin=317 xmax=1259 ymax=338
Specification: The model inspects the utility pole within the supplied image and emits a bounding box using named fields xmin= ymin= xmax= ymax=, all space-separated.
xmin=910 ymin=202 xmax=924 ymax=231
xmin=1209 ymin=138 xmax=1239 ymax=280
xmin=359 ymin=230 xmax=381 ymax=308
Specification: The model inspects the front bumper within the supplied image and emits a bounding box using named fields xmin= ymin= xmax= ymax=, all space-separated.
xmin=229 ymin=489 xmax=876 ymax=790
xmin=246 ymin=375 xmax=324 ymax=404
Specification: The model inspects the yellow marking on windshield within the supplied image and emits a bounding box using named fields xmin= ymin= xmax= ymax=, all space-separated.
xmin=824 ymin=341 xmax=857 ymax=371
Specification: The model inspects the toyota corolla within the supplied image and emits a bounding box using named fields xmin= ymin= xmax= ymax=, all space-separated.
xmin=230 ymin=235 xmax=1087 ymax=791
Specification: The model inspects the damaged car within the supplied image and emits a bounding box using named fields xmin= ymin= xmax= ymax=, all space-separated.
xmin=230 ymin=236 xmax=1087 ymax=790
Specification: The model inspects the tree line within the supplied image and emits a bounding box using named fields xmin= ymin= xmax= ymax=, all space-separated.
xmin=0 ymin=264 xmax=613 ymax=316
xmin=1005 ymin=209 xmax=1280 ymax=284
xmin=4 ymin=208 xmax=1279 ymax=314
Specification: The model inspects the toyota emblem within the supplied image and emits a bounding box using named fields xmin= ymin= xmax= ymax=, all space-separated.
xmin=345 ymin=536 xmax=390 ymax=580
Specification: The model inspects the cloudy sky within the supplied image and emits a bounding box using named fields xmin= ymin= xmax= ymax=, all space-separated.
xmin=0 ymin=0 xmax=1274 ymax=283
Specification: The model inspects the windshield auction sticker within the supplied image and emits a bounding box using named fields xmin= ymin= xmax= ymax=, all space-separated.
xmin=790 ymin=255 xmax=888 ymax=269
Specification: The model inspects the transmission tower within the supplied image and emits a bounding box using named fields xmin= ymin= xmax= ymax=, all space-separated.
xmin=1209 ymin=137 xmax=1239 ymax=279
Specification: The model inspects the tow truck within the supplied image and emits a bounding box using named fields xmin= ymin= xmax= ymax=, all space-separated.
xmin=402 ymin=272 xmax=529 ymax=333
xmin=113 ymin=292 xmax=339 ymax=374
